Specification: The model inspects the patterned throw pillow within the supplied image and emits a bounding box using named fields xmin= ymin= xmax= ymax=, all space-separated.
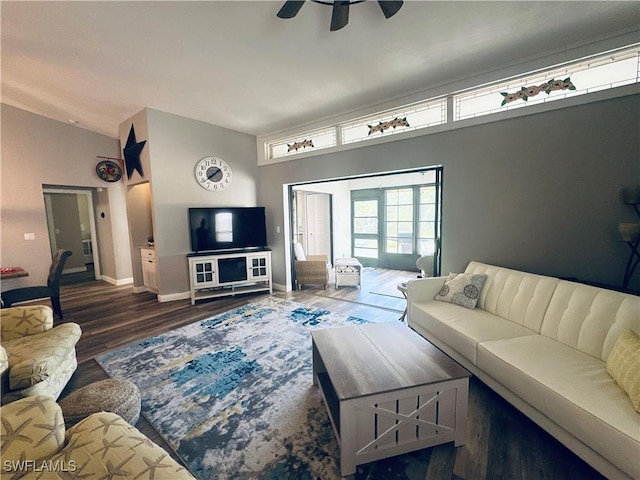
xmin=606 ymin=329 xmax=640 ymax=413
xmin=434 ymin=272 xmax=488 ymax=309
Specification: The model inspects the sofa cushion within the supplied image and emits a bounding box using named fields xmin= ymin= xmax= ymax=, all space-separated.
xmin=3 ymin=323 xmax=81 ymax=390
xmin=540 ymin=281 xmax=640 ymax=361
xmin=434 ymin=273 xmax=487 ymax=309
xmin=464 ymin=262 xmax=560 ymax=332
xmin=606 ymin=329 xmax=640 ymax=413
xmin=477 ymin=335 xmax=640 ymax=480
xmin=410 ymin=300 xmax=536 ymax=365
xmin=1 ymin=396 xmax=66 ymax=478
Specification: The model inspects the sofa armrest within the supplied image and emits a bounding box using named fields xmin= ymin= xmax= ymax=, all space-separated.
xmin=406 ymin=277 xmax=447 ymax=302
xmin=5 ymin=323 xmax=81 ymax=390
xmin=0 ymin=306 xmax=54 ymax=341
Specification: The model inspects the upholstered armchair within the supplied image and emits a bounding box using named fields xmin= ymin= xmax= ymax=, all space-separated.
xmin=0 ymin=305 xmax=81 ymax=404
xmin=293 ymin=242 xmax=329 ymax=290
xmin=416 ymin=254 xmax=435 ymax=278
xmin=1 ymin=395 xmax=195 ymax=479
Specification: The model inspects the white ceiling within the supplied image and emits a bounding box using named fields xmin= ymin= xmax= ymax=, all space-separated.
xmin=2 ymin=1 xmax=638 ymax=139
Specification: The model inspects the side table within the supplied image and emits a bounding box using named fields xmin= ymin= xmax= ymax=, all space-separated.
xmin=398 ymin=281 xmax=408 ymax=322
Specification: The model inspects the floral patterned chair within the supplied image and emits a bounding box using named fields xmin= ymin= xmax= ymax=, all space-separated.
xmin=0 ymin=305 xmax=81 ymax=404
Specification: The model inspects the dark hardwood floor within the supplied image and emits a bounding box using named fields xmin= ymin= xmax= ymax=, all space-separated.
xmin=44 ymin=269 xmax=605 ymax=480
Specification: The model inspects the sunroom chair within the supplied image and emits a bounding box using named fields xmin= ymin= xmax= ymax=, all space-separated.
xmin=416 ymin=254 xmax=435 ymax=278
xmin=1 ymin=249 xmax=72 ymax=319
xmin=294 ymin=242 xmax=329 ymax=290
xmin=0 ymin=305 xmax=81 ymax=404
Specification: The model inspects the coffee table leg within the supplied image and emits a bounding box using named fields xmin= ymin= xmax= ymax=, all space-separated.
xmin=454 ymin=378 xmax=469 ymax=446
xmin=340 ymin=400 xmax=357 ymax=476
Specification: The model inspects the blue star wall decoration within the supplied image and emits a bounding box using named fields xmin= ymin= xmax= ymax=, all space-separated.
xmin=123 ymin=124 xmax=147 ymax=179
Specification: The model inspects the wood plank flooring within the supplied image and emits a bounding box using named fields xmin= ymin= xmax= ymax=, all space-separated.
xmin=40 ymin=269 xmax=606 ymax=479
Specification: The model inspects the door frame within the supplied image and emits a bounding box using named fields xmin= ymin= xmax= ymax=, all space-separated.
xmin=43 ymin=187 xmax=101 ymax=280
xmin=286 ymin=166 xmax=443 ymax=290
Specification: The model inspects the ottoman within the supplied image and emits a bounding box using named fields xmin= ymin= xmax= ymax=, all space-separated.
xmin=59 ymin=378 xmax=141 ymax=428
xmin=335 ymin=258 xmax=363 ymax=288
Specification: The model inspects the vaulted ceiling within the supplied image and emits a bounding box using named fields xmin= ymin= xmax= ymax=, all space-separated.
xmin=2 ymin=1 xmax=638 ymax=139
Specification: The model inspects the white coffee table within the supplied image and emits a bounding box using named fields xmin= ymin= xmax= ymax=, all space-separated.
xmin=311 ymin=322 xmax=470 ymax=476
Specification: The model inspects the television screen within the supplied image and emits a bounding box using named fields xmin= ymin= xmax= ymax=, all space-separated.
xmin=189 ymin=207 xmax=267 ymax=253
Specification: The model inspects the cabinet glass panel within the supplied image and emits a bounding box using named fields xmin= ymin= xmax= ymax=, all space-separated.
xmin=195 ymin=262 xmax=214 ymax=284
xmin=251 ymin=257 xmax=267 ymax=277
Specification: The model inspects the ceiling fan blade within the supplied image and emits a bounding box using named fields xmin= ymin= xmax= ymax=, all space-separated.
xmin=378 ymin=0 xmax=403 ymax=19
xmin=330 ymin=1 xmax=350 ymax=31
xmin=277 ymin=0 xmax=305 ymax=19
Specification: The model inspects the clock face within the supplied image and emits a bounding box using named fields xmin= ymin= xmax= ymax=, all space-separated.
xmin=195 ymin=157 xmax=232 ymax=191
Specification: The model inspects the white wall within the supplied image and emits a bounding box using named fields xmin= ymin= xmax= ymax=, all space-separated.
xmin=119 ymin=108 xmax=259 ymax=298
xmin=1 ymin=104 xmax=132 ymax=290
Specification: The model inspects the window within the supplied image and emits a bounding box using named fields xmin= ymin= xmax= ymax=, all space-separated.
xmin=262 ymin=44 xmax=638 ymax=163
xmin=349 ymin=167 xmax=443 ymax=271
xmin=454 ymin=45 xmax=639 ymax=120
xmin=341 ymin=99 xmax=447 ymax=145
xmin=418 ymin=186 xmax=437 ymax=255
xmin=352 ymin=199 xmax=379 ymax=259
xmin=269 ymin=127 xmax=337 ymax=159
xmin=385 ymin=188 xmax=414 ymax=254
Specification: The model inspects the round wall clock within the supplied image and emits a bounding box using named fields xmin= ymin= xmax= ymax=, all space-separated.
xmin=96 ymin=160 xmax=123 ymax=182
xmin=195 ymin=156 xmax=233 ymax=191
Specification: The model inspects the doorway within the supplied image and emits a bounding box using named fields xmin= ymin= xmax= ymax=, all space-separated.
xmin=287 ymin=166 xmax=442 ymax=289
xmin=293 ymin=191 xmax=333 ymax=258
xmin=43 ymin=188 xmax=101 ymax=283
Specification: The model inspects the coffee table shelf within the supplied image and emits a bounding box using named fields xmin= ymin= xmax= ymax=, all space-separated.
xmin=316 ymin=371 xmax=341 ymax=442
xmin=312 ymin=322 xmax=470 ymax=476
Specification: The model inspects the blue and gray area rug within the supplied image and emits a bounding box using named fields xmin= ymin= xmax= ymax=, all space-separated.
xmin=97 ymin=296 xmax=431 ymax=479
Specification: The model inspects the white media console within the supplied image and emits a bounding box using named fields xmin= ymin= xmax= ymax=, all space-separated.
xmin=188 ymin=249 xmax=272 ymax=305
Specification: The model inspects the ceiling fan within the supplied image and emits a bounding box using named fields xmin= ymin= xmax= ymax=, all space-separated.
xmin=277 ymin=0 xmax=404 ymax=32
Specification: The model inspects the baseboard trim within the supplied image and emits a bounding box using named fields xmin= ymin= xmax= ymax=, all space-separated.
xmin=101 ymin=275 xmax=134 ymax=286
xmin=272 ymin=283 xmax=289 ymax=292
xmin=158 ymin=292 xmax=191 ymax=303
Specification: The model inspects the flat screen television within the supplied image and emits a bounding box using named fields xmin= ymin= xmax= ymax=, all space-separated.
xmin=188 ymin=207 xmax=267 ymax=253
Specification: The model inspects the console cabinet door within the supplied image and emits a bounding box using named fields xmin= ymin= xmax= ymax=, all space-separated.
xmin=191 ymin=259 xmax=218 ymax=287
xmin=248 ymin=254 xmax=270 ymax=281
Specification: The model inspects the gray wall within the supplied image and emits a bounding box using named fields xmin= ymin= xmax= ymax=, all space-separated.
xmin=1 ymin=104 xmax=131 ymax=290
xmin=121 ymin=108 xmax=259 ymax=297
xmin=260 ymin=94 xmax=640 ymax=292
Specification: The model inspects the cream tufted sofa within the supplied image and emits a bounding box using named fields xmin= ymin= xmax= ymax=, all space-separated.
xmin=407 ymin=261 xmax=640 ymax=480
xmin=1 ymin=306 xmax=81 ymax=403
xmin=0 ymin=395 xmax=195 ymax=479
